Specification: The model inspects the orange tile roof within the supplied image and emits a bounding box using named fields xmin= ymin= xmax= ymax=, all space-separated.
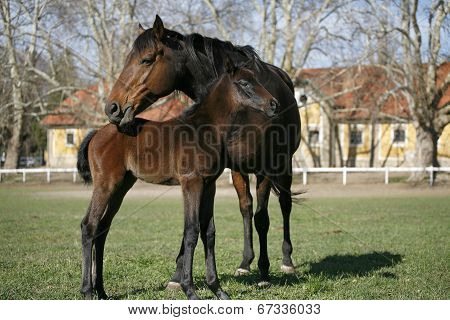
xmin=296 ymin=62 xmax=449 ymax=122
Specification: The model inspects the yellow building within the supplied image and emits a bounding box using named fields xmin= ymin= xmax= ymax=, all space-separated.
xmin=294 ymin=64 xmax=450 ymax=167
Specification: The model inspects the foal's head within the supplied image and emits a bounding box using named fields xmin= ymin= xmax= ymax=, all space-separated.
xmin=210 ymin=60 xmax=280 ymax=120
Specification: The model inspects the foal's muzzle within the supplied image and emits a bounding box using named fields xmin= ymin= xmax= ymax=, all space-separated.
xmin=266 ymin=98 xmax=280 ymax=118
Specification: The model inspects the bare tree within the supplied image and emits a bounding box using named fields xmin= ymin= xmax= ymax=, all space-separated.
xmin=363 ymin=0 xmax=449 ymax=172
xmin=1 ymin=0 xmax=47 ymax=168
xmin=0 ymin=0 xmax=85 ymax=168
xmin=397 ymin=0 xmax=449 ymax=171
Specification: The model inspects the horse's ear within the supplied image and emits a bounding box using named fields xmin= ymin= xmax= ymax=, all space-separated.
xmin=153 ymin=15 xmax=165 ymax=41
xmin=224 ymin=55 xmax=236 ymax=74
xmin=137 ymin=23 xmax=145 ymax=35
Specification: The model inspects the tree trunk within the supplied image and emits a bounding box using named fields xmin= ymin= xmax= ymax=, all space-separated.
xmin=2 ymin=0 xmax=24 ymax=169
xmin=415 ymin=125 xmax=439 ymax=168
xmin=410 ymin=124 xmax=439 ymax=182
xmin=4 ymin=110 xmax=24 ymax=169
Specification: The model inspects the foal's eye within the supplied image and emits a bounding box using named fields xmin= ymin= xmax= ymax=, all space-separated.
xmin=140 ymin=57 xmax=155 ymax=65
xmin=237 ymin=80 xmax=250 ymax=88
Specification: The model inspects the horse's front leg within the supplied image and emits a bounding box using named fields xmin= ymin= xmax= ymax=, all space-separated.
xmin=179 ymin=176 xmax=203 ymax=300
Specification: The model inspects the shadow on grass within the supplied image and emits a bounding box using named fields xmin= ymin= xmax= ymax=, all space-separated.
xmin=224 ymin=251 xmax=403 ymax=287
xmin=306 ymin=251 xmax=403 ymax=278
xmin=221 ymin=272 xmax=305 ymax=288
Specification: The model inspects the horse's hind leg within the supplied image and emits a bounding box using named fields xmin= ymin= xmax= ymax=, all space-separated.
xmin=93 ymin=173 xmax=136 ymax=299
xmin=277 ymin=172 xmax=295 ymax=273
xmin=200 ymin=183 xmax=229 ymax=300
xmin=231 ymin=172 xmax=255 ymax=276
xmin=254 ymin=175 xmax=271 ymax=285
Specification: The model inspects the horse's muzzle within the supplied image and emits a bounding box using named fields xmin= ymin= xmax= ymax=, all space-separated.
xmin=105 ymin=101 xmax=123 ymax=125
xmin=119 ymin=105 xmax=135 ymax=129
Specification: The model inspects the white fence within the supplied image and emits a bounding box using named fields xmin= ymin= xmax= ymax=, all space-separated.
xmin=293 ymin=166 xmax=450 ymax=186
xmin=0 ymin=168 xmax=78 ymax=183
xmin=0 ymin=167 xmax=449 ymax=186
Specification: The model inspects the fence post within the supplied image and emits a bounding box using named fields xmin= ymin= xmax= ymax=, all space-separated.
xmin=384 ymin=167 xmax=389 ymax=185
xmin=429 ymin=166 xmax=434 ymax=187
xmin=73 ymin=171 xmax=77 ymax=183
xmin=343 ymin=166 xmax=347 ymax=185
xmin=47 ymin=169 xmax=51 ymax=183
xmin=22 ymin=171 xmax=26 ymax=183
xmin=0 ymin=172 xmax=2 ymax=182
xmin=303 ymin=168 xmax=307 ymax=185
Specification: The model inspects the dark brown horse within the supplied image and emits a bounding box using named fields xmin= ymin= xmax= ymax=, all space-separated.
xmin=77 ymin=64 xmax=279 ymax=300
xmin=104 ymin=15 xmax=301 ymax=285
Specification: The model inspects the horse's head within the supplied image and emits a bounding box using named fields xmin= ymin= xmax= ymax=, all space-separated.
xmin=105 ymin=15 xmax=185 ymax=132
xmin=218 ymin=58 xmax=280 ymax=119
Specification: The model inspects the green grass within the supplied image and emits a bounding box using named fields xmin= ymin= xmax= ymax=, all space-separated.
xmin=0 ymin=185 xmax=449 ymax=300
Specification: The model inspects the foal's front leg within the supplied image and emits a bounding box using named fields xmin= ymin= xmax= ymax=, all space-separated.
xmin=231 ymin=172 xmax=255 ymax=276
xmin=200 ymin=182 xmax=229 ymax=299
xmin=180 ymin=176 xmax=203 ymax=300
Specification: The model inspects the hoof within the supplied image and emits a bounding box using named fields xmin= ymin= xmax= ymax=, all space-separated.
xmin=83 ymin=292 xmax=93 ymax=300
xmin=234 ymin=268 xmax=250 ymax=276
xmin=217 ymin=290 xmax=230 ymax=300
xmin=257 ymin=281 xmax=271 ymax=288
xmin=97 ymin=292 xmax=109 ymax=300
xmin=166 ymin=281 xmax=181 ymax=290
xmin=281 ymin=265 xmax=296 ymax=274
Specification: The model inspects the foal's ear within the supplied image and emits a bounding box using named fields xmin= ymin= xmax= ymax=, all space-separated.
xmin=224 ymin=55 xmax=236 ymax=74
xmin=153 ymin=15 xmax=165 ymax=41
xmin=137 ymin=23 xmax=145 ymax=36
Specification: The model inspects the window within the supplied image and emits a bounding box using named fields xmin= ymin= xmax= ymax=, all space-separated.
xmin=66 ymin=131 xmax=75 ymax=146
xmin=350 ymin=130 xmax=362 ymax=146
xmin=393 ymin=128 xmax=405 ymax=144
xmin=308 ymin=130 xmax=319 ymax=146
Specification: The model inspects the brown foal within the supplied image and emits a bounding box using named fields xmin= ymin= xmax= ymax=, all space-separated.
xmin=78 ymin=65 xmax=279 ymax=300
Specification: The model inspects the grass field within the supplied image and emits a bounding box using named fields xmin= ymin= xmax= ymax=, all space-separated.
xmin=0 ymin=183 xmax=449 ymax=300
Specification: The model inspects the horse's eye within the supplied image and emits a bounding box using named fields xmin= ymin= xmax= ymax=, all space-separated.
xmin=237 ymin=80 xmax=250 ymax=88
xmin=140 ymin=57 xmax=155 ymax=65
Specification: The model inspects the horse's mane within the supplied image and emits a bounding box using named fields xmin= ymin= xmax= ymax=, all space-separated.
xmin=133 ymin=27 xmax=262 ymax=77
xmin=183 ymin=33 xmax=262 ymax=78
xmin=132 ymin=28 xmax=183 ymax=53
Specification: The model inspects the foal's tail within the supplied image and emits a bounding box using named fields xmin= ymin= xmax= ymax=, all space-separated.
xmin=77 ymin=130 xmax=97 ymax=184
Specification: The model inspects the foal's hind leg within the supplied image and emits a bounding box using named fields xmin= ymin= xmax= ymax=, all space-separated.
xmin=231 ymin=171 xmax=255 ymax=276
xmin=80 ymin=186 xmax=114 ymax=299
xmin=200 ymin=183 xmax=229 ymax=299
xmin=254 ymin=175 xmax=271 ymax=285
xmin=167 ymin=239 xmax=184 ymax=289
xmin=92 ymin=173 xmax=136 ymax=299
